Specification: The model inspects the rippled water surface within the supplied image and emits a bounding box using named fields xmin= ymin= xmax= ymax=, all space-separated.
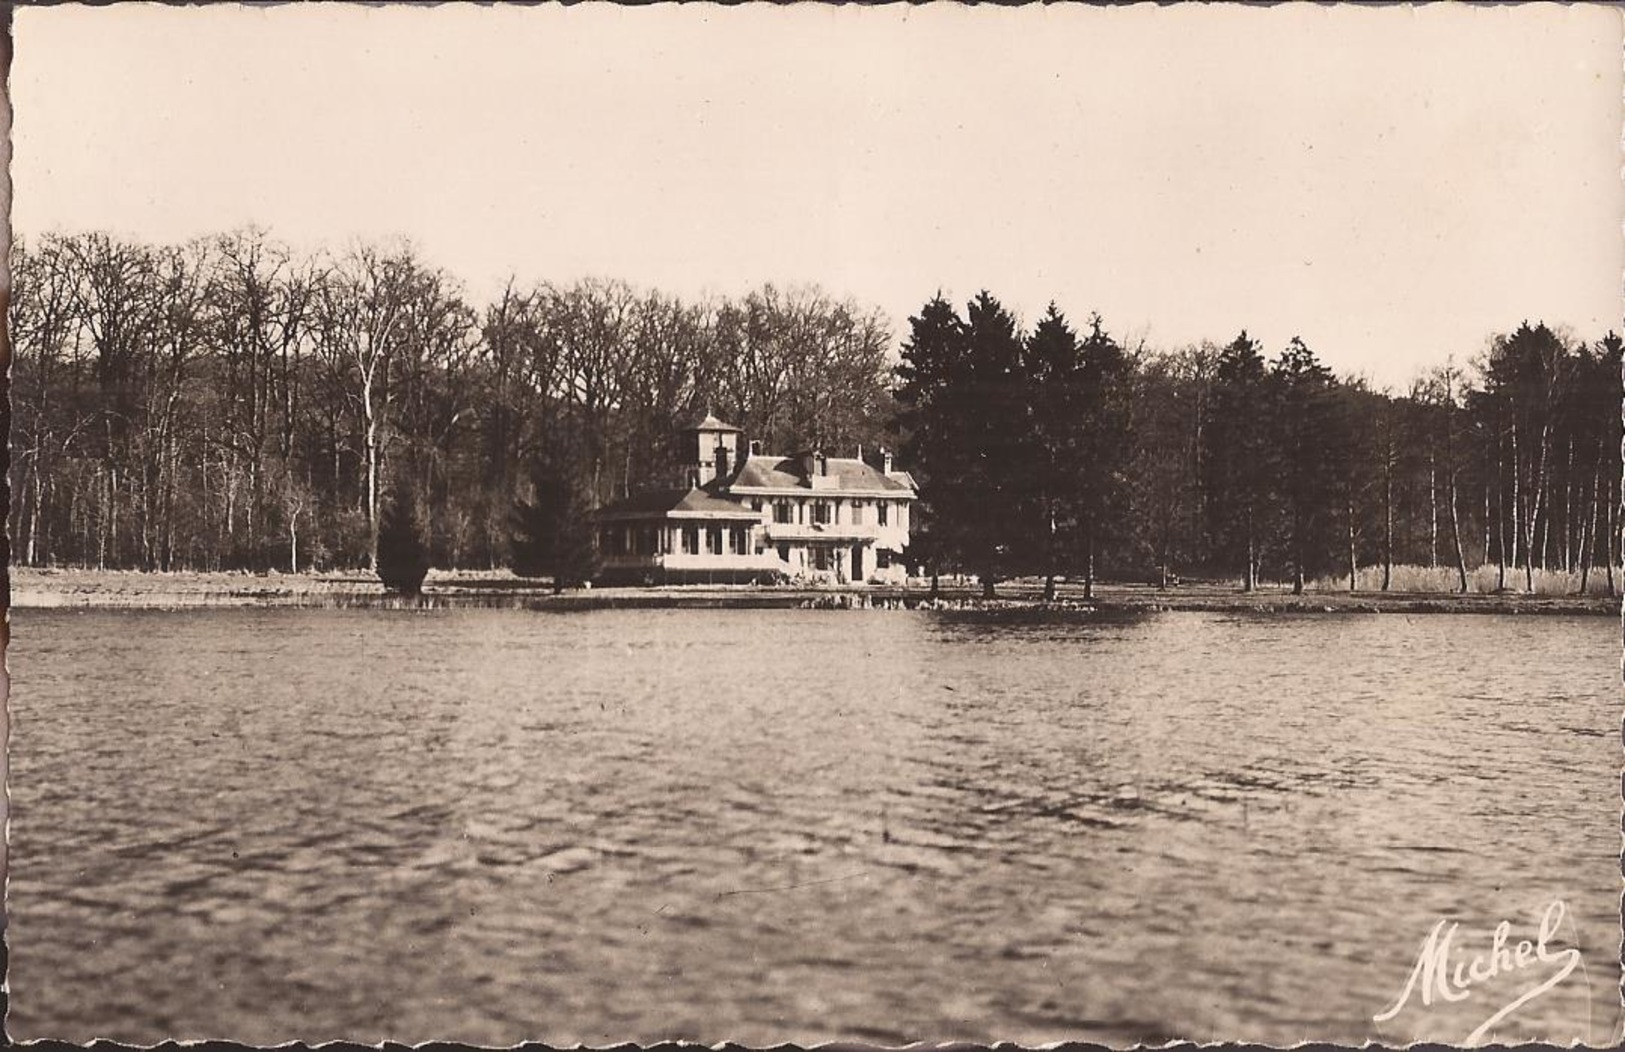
xmin=9 ymin=608 xmax=1620 ymax=1045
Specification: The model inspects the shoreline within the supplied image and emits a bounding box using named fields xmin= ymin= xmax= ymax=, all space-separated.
xmin=8 ymin=568 xmax=1620 ymax=617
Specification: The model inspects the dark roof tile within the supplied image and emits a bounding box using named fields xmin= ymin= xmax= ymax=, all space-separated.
xmin=593 ymin=487 xmax=758 ymax=520
xmin=726 ymin=454 xmax=914 ymax=494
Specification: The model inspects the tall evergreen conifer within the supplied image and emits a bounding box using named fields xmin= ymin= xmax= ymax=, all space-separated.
xmin=376 ymin=481 xmax=431 ymax=596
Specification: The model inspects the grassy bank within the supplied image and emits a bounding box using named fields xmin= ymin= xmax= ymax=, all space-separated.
xmin=1306 ymin=563 xmax=1620 ymax=597
xmin=8 ymin=566 xmax=1620 ymax=616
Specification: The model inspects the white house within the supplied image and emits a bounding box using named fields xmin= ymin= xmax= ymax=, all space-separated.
xmin=592 ymin=415 xmax=917 ymax=586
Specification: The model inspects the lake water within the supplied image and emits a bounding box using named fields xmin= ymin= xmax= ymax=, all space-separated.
xmin=7 ymin=607 xmax=1620 ymax=1046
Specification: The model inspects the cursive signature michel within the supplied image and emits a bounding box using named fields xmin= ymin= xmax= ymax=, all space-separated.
xmin=1373 ymin=899 xmax=1583 ymax=1045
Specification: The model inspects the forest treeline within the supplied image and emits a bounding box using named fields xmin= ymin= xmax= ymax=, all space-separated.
xmin=9 ymin=229 xmax=1622 ymax=595
xmin=896 ymin=292 xmax=1622 ymax=597
xmin=9 ymin=230 xmax=895 ymax=572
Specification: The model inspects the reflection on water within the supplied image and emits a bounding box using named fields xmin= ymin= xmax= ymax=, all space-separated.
xmin=8 ymin=608 xmax=1619 ymax=1045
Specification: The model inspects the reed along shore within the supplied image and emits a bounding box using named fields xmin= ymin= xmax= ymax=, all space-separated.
xmin=9 ymin=567 xmax=1619 ymax=617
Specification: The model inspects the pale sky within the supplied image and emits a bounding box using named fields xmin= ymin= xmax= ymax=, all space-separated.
xmin=11 ymin=3 xmax=1622 ymax=387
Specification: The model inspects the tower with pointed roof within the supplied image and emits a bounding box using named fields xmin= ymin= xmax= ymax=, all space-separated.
xmin=682 ymin=413 xmax=742 ymax=487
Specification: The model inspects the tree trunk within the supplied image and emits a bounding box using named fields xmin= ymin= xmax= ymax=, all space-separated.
xmin=105 ymin=466 xmax=118 ymax=570
xmin=35 ymin=476 xmax=51 ymax=566
xmin=69 ymin=476 xmax=83 ymax=567
xmin=225 ymin=471 xmax=237 ymax=562
xmin=1291 ymin=504 xmax=1305 ymax=596
xmin=1608 ymin=475 xmax=1618 ymax=597
xmin=1381 ymin=443 xmax=1393 ymax=591
xmin=1448 ymin=469 xmax=1468 ymax=594
xmin=1531 ymin=420 xmax=1552 ymax=573
xmin=1243 ymin=504 xmax=1256 ymax=592
xmin=22 ymin=462 xmax=39 ymax=567
xmin=1347 ymin=496 xmax=1357 ymax=592
xmin=247 ymin=455 xmax=260 ymax=569
xmin=1428 ymin=450 xmax=1438 ymax=567
xmin=1578 ymin=458 xmax=1598 ymax=595
xmin=1441 ymin=388 xmax=1469 ymax=594
xmin=1501 ymin=415 xmax=1514 ymax=571
xmin=1561 ymin=438 xmax=1574 ymax=572
xmin=163 ymin=422 xmax=179 ymax=572
xmin=1495 ymin=434 xmax=1508 ymax=591
xmin=199 ymin=422 xmax=211 ymax=569
xmin=366 ymin=413 xmax=380 ymax=571
xmin=1533 ymin=479 xmax=1550 ymax=572
xmin=1043 ymin=498 xmax=1058 ymax=601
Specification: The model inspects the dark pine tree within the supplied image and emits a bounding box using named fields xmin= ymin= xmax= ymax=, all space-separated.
xmin=376 ymin=480 xmax=432 ymax=596
xmin=1269 ymin=337 xmax=1341 ymax=595
xmin=892 ymin=294 xmax=967 ymax=595
xmin=892 ymin=291 xmax=1033 ymax=596
xmin=957 ymin=291 xmax=1032 ymax=596
xmin=1075 ymin=314 xmax=1135 ymax=599
xmin=1203 ymin=331 xmax=1273 ymax=590
xmin=1022 ymin=304 xmax=1086 ymax=599
xmin=510 ymin=463 xmax=598 ymax=592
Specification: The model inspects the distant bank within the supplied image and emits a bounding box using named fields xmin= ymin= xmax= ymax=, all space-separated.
xmin=8 ymin=568 xmax=1618 ymax=617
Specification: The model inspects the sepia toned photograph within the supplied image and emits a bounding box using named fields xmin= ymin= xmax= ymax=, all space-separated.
xmin=3 ymin=3 xmax=1621 ymax=1048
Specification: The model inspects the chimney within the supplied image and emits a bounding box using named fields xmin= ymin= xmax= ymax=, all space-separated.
xmin=749 ymin=439 xmax=762 ymax=457
xmin=881 ymin=447 xmax=893 ymax=475
xmin=815 ymin=450 xmax=828 ymax=477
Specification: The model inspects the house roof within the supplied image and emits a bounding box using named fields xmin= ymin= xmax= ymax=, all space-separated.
xmin=887 ymin=469 xmax=921 ymax=491
xmin=592 ymin=487 xmax=760 ymax=522
xmin=723 ymin=454 xmax=916 ymax=496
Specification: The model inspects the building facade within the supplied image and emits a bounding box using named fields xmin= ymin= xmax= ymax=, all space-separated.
xmin=592 ymin=416 xmax=916 ymax=586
